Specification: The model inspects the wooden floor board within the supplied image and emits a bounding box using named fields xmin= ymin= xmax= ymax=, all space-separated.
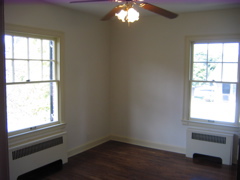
xmin=42 ymin=141 xmax=236 ymax=180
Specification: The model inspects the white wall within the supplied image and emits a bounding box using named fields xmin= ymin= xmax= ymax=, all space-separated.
xmin=110 ymin=8 xmax=240 ymax=151
xmin=4 ymin=2 xmax=240 ymax=158
xmin=4 ymin=2 xmax=111 ymax=151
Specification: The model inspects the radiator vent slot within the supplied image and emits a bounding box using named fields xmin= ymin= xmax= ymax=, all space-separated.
xmin=12 ymin=137 xmax=63 ymax=160
xmin=192 ymin=132 xmax=226 ymax=144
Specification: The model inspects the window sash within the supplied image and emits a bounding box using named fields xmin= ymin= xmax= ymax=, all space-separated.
xmin=189 ymin=81 xmax=237 ymax=123
xmin=6 ymin=82 xmax=59 ymax=133
xmin=190 ymin=42 xmax=239 ymax=83
xmin=5 ymin=34 xmax=57 ymax=83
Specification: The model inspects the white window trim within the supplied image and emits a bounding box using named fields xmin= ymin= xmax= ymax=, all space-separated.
xmin=182 ymin=34 xmax=240 ymax=132
xmin=5 ymin=24 xmax=65 ymax=141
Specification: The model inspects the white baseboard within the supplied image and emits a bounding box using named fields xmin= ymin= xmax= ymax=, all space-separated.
xmin=68 ymin=135 xmax=238 ymax=164
xmin=68 ymin=135 xmax=185 ymax=158
xmin=68 ymin=136 xmax=111 ymax=157
xmin=110 ymin=135 xmax=185 ymax=155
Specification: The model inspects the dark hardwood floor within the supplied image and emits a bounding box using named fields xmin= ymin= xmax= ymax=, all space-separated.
xmin=28 ymin=141 xmax=237 ymax=180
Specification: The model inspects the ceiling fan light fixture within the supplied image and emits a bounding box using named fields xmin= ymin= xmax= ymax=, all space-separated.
xmin=127 ymin=7 xmax=139 ymax=23
xmin=116 ymin=9 xmax=128 ymax=22
xmin=115 ymin=6 xmax=139 ymax=23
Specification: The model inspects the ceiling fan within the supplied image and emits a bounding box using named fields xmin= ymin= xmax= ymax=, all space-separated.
xmin=70 ymin=0 xmax=178 ymax=23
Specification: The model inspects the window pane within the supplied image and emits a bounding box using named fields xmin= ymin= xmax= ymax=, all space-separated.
xmin=207 ymin=63 xmax=222 ymax=81
xmin=14 ymin=60 xmax=28 ymax=82
xmin=42 ymin=61 xmax=55 ymax=80
xmin=190 ymin=82 xmax=236 ymax=123
xmin=5 ymin=35 xmax=12 ymax=59
xmin=29 ymin=61 xmax=42 ymax=81
xmin=223 ymin=43 xmax=239 ymax=62
xmin=14 ymin=36 xmax=28 ymax=59
xmin=5 ymin=60 xmax=13 ymax=83
xmin=193 ymin=44 xmax=207 ymax=62
xmin=222 ymin=63 xmax=238 ymax=82
xmin=192 ymin=63 xmax=207 ymax=81
xmin=208 ymin=43 xmax=222 ymax=62
xmin=29 ymin=38 xmax=42 ymax=59
xmin=6 ymin=82 xmax=58 ymax=132
xmin=43 ymin=40 xmax=55 ymax=60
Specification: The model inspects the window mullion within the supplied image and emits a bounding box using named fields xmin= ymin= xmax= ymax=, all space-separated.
xmin=27 ymin=37 xmax=30 ymax=81
xmin=41 ymin=39 xmax=43 ymax=81
xmin=221 ymin=43 xmax=224 ymax=81
xmin=12 ymin=36 xmax=15 ymax=82
xmin=206 ymin=43 xmax=209 ymax=81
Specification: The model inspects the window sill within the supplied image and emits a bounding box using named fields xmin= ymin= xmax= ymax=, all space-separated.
xmin=8 ymin=123 xmax=66 ymax=148
xmin=182 ymin=119 xmax=240 ymax=133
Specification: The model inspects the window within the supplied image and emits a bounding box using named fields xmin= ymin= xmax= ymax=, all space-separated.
xmin=183 ymin=35 xmax=240 ymax=129
xmin=5 ymin=26 xmax=63 ymax=135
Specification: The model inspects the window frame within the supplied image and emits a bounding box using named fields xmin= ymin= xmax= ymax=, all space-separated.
xmin=5 ymin=24 xmax=65 ymax=138
xmin=182 ymin=35 xmax=240 ymax=132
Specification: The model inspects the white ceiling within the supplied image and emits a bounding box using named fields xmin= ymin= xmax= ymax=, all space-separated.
xmin=36 ymin=0 xmax=240 ymax=18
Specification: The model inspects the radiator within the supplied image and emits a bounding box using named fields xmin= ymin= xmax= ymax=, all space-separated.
xmin=9 ymin=132 xmax=68 ymax=180
xmin=186 ymin=128 xmax=233 ymax=165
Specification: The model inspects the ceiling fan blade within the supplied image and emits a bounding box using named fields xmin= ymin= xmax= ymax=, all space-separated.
xmin=70 ymin=0 xmax=111 ymax=3
xmin=139 ymin=2 xmax=178 ymax=19
xmin=101 ymin=5 xmax=123 ymax=21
